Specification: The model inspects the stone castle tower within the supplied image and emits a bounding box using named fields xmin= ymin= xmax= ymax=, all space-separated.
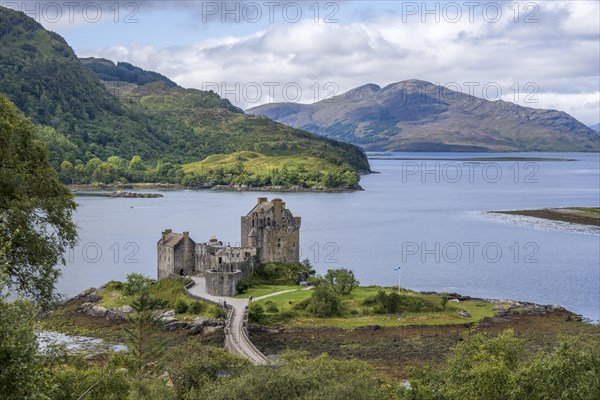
xmin=241 ymin=197 xmax=301 ymax=264
xmin=157 ymin=198 xmax=300 ymax=296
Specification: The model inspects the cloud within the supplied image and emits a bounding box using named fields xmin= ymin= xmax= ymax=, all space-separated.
xmin=75 ymin=0 xmax=599 ymax=124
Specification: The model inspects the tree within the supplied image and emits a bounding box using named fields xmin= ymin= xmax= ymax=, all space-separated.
xmin=92 ymin=161 xmax=118 ymax=183
xmin=324 ymin=268 xmax=359 ymax=295
xmin=123 ymin=291 xmax=166 ymax=377
xmin=0 ymin=94 xmax=77 ymax=305
xmin=60 ymin=160 xmax=74 ymax=184
xmin=0 ymin=298 xmax=51 ymax=399
xmin=129 ymin=155 xmax=145 ymax=171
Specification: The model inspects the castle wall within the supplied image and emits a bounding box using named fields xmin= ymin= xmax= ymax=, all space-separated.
xmin=195 ymin=243 xmax=212 ymax=273
xmin=205 ymin=270 xmax=243 ymax=296
xmin=182 ymin=233 xmax=195 ymax=274
xmin=157 ymin=246 xmax=174 ymax=280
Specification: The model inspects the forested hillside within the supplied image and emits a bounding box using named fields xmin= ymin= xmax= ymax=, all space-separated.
xmin=0 ymin=7 xmax=369 ymax=189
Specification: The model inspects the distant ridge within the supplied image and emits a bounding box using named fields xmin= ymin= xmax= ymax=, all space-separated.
xmin=80 ymin=57 xmax=178 ymax=87
xmin=248 ymin=80 xmax=599 ymax=152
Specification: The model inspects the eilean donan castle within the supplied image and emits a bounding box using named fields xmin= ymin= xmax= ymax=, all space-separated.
xmin=157 ymin=198 xmax=301 ymax=296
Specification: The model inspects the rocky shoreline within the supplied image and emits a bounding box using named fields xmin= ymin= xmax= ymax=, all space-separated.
xmin=492 ymin=208 xmax=600 ymax=227
xmin=63 ymin=286 xmax=582 ymax=336
xmin=69 ymin=288 xmax=225 ymax=335
xmin=418 ymin=291 xmax=578 ymax=321
xmin=69 ymin=183 xmax=361 ymax=193
xmin=210 ymin=184 xmax=362 ymax=192
xmin=110 ymin=190 xmax=163 ymax=198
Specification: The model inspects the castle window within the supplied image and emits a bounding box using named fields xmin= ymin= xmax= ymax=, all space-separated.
xmin=277 ymin=238 xmax=282 ymax=248
xmin=252 ymin=219 xmax=255 ymax=227
xmin=219 ymin=257 xmax=222 ymax=264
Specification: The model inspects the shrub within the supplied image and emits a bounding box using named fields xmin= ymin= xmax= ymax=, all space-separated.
xmin=248 ymin=303 xmax=265 ymax=323
xmin=189 ymin=301 xmax=205 ymax=314
xmin=276 ymin=310 xmax=297 ymax=322
xmin=146 ymin=293 xmax=166 ymax=310
xmin=236 ymin=278 xmax=251 ymax=294
xmin=264 ymin=301 xmax=279 ymax=313
xmin=364 ymin=290 xmax=438 ymax=314
xmin=175 ymin=299 xmax=189 ymax=314
xmin=440 ymin=293 xmax=449 ymax=310
xmin=104 ymin=281 xmax=123 ymax=291
xmin=208 ymin=306 xmax=226 ymax=319
xmin=308 ymin=286 xmax=341 ymax=317
xmin=292 ymin=297 xmax=311 ymax=311
xmin=164 ymin=341 xmax=249 ymax=398
xmin=254 ymin=262 xmax=312 ymax=285
xmin=123 ymin=273 xmax=151 ymax=296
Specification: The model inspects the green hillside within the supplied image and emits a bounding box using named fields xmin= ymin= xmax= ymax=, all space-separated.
xmin=0 ymin=7 xmax=369 ymax=189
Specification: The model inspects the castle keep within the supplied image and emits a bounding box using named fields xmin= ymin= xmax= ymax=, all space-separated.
xmin=157 ymin=198 xmax=301 ymax=296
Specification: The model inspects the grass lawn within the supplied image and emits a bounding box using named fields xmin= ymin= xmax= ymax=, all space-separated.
xmin=254 ymin=286 xmax=497 ymax=329
xmin=233 ymin=285 xmax=302 ymax=299
xmin=98 ymin=278 xmax=222 ymax=320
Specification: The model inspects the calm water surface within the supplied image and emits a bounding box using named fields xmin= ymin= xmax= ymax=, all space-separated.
xmin=59 ymin=153 xmax=600 ymax=322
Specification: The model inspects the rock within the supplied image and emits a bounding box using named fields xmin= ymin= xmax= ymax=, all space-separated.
xmin=106 ymin=309 xmax=126 ymax=322
xmin=76 ymin=287 xmax=96 ymax=297
xmin=191 ymin=316 xmax=209 ymax=326
xmin=116 ymin=305 xmax=134 ymax=314
xmin=160 ymin=317 xmax=177 ymax=325
xmin=449 ymin=299 xmax=460 ymax=303
xmin=88 ymin=305 xmax=108 ymax=317
xmin=458 ymin=310 xmax=471 ymax=318
xmin=164 ymin=321 xmax=189 ymax=331
xmin=73 ymin=288 xmax=101 ymax=303
xmin=77 ymin=302 xmax=94 ymax=310
xmin=160 ymin=310 xmax=176 ymax=318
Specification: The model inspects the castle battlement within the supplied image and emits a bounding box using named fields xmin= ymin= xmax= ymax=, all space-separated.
xmin=157 ymin=198 xmax=300 ymax=296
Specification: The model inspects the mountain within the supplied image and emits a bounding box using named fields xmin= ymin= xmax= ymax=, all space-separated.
xmin=247 ymin=80 xmax=599 ymax=152
xmin=590 ymin=123 xmax=600 ymax=132
xmin=0 ymin=7 xmax=369 ymax=188
xmin=80 ymin=57 xmax=178 ymax=88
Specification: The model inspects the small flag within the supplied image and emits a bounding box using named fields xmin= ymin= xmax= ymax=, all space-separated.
xmin=393 ymin=265 xmax=401 ymax=271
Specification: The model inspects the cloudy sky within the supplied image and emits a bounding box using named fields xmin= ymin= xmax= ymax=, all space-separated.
xmin=16 ymin=0 xmax=600 ymax=124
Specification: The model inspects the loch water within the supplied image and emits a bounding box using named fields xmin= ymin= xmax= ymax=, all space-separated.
xmin=59 ymin=153 xmax=600 ymax=322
